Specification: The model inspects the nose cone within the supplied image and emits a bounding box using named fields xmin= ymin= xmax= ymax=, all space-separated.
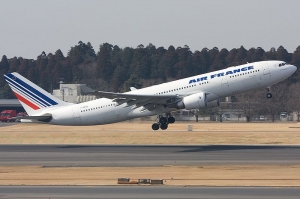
xmin=291 ymin=65 xmax=297 ymax=73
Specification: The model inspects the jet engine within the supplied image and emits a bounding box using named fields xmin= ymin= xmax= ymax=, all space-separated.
xmin=206 ymin=99 xmax=220 ymax=108
xmin=175 ymin=93 xmax=220 ymax=110
xmin=176 ymin=92 xmax=207 ymax=110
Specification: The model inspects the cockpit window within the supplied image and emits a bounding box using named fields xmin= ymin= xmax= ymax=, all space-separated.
xmin=279 ymin=62 xmax=286 ymax=67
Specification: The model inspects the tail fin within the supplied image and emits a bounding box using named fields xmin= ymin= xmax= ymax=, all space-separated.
xmin=4 ymin=72 xmax=72 ymax=115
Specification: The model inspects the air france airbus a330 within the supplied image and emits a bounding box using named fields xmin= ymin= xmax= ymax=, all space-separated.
xmin=4 ymin=60 xmax=297 ymax=130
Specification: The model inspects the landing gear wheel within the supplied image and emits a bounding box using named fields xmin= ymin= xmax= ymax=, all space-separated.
xmin=159 ymin=117 xmax=168 ymax=124
xmin=160 ymin=123 xmax=168 ymax=130
xmin=152 ymin=123 xmax=160 ymax=131
xmin=168 ymin=116 xmax=175 ymax=124
xmin=267 ymin=93 xmax=272 ymax=98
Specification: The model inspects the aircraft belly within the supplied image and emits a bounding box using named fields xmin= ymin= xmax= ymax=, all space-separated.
xmin=243 ymin=76 xmax=259 ymax=91
xmin=127 ymin=106 xmax=162 ymax=118
xmin=102 ymin=106 xmax=130 ymax=124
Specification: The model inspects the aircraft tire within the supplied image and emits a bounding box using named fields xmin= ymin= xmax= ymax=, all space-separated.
xmin=267 ymin=93 xmax=272 ymax=98
xmin=152 ymin=123 xmax=160 ymax=130
xmin=160 ymin=123 xmax=168 ymax=130
xmin=168 ymin=116 xmax=175 ymax=124
xmin=159 ymin=117 xmax=168 ymax=124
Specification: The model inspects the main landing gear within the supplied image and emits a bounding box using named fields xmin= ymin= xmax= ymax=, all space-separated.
xmin=152 ymin=115 xmax=175 ymax=130
xmin=266 ymin=87 xmax=272 ymax=99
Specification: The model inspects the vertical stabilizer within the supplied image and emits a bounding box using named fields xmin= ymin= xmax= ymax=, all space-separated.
xmin=4 ymin=72 xmax=72 ymax=115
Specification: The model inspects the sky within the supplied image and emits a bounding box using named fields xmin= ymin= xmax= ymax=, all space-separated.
xmin=1 ymin=0 xmax=300 ymax=59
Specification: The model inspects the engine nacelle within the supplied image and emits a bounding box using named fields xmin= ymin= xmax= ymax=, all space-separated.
xmin=206 ymin=99 xmax=220 ymax=108
xmin=176 ymin=92 xmax=207 ymax=110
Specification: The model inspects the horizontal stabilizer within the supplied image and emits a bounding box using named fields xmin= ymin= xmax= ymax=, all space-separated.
xmin=22 ymin=113 xmax=52 ymax=122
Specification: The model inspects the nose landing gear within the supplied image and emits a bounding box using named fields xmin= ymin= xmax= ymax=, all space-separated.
xmin=266 ymin=87 xmax=272 ymax=98
xmin=152 ymin=115 xmax=176 ymax=130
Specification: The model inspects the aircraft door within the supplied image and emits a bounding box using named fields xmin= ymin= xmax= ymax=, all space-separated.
xmin=221 ymin=75 xmax=228 ymax=85
xmin=72 ymin=107 xmax=82 ymax=125
xmin=216 ymin=75 xmax=229 ymax=96
xmin=262 ymin=62 xmax=270 ymax=75
xmin=115 ymin=108 xmax=121 ymax=121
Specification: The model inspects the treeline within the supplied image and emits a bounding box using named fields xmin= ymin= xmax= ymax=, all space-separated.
xmin=0 ymin=41 xmax=299 ymax=99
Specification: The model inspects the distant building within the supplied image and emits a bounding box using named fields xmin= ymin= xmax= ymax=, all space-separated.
xmin=52 ymin=83 xmax=96 ymax=103
xmin=0 ymin=99 xmax=24 ymax=112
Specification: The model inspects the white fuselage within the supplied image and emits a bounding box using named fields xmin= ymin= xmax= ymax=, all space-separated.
xmin=34 ymin=61 xmax=296 ymax=125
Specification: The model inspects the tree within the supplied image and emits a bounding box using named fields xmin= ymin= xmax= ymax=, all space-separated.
xmin=123 ymin=73 xmax=142 ymax=92
xmin=246 ymin=48 xmax=256 ymax=63
xmin=0 ymin=55 xmax=10 ymax=88
xmin=226 ymin=48 xmax=237 ymax=66
xmin=68 ymin=41 xmax=96 ymax=66
xmin=264 ymin=47 xmax=277 ymax=60
xmin=111 ymin=64 xmax=125 ymax=92
xmin=8 ymin=57 xmax=21 ymax=73
xmin=36 ymin=51 xmax=48 ymax=83
xmin=120 ymin=47 xmax=133 ymax=80
xmin=252 ymin=47 xmax=265 ymax=62
xmin=52 ymin=49 xmax=65 ymax=81
xmin=209 ymin=47 xmax=219 ymax=71
xmin=173 ymin=45 xmax=194 ymax=78
xmin=96 ymin=43 xmax=113 ymax=81
xmin=0 ymin=55 xmax=9 ymax=73
xmin=17 ymin=59 xmax=30 ymax=77
xmin=234 ymin=46 xmax=247 ymax=65
xmin=276 ymin=46 xmax=292 ymax=62
xmin=131 ymin=47 xmax=151 ymax=79
xmin=199 ymin=48 xmax=211 ymax=74
xmin=158 ymin=45 xmax=177 ymax=79
xmin=149 ymin=46 xmax=165 ymax=79
xmin=211 ymin=48 xmax=228 ymax=71
xmin=290 ymin=46 xmax=300 ymax=83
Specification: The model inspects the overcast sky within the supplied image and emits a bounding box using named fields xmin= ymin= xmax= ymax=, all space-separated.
xmin=1 ymin=0 xmax=299 ymax=59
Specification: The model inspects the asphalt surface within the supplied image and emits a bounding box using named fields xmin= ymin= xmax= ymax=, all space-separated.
xmin=0 ymin=144 xmax=300 ymax=166
xmin=0 ymin=186 xmax=300 ymax=199
xmin=0 ymin=122 xmax=16 ymax=127
xmin=1 ymin=143 xmax=300 ymax=198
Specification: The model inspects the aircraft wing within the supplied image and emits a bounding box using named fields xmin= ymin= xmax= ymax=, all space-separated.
xmin=89 ymin=91 xmax=182 ymax=110
xmin=89 ymin=91 xmax=177 ymax=99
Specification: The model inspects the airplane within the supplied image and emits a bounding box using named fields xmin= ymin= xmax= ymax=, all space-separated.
xmin=3 ymin=60 xmax=297 ymax=130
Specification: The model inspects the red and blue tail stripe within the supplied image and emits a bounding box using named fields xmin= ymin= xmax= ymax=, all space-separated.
xmin=4 ymin=73 xmax=58 ymax=110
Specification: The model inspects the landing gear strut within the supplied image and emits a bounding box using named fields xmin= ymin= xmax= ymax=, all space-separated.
xmin=152 ymin=114 xmax=176 ymax=130
xmin=266 ymin=87 xmax=272 ymax=99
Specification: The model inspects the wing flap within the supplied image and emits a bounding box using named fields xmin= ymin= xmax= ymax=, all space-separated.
xmin=89 ymin=91 xmax=181 ymax=110
xmin=89 ymin=91 xmax=177 ymax=100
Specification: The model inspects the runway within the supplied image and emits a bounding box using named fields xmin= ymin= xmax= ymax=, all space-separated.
xmin=1 ymin=186 xmax=300 ymax=199
xmin=1 ymin=144 xmax=300 ymax=198
xmin=0 ymin=144 xmax=300 ymax=166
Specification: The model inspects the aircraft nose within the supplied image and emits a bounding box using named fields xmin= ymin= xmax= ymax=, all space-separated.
xmin=290 ymin=64 xmax=297 ymax=73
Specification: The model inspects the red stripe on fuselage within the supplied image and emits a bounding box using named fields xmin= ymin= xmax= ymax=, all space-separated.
xmin=14 ymin=92 xmax=40 ymax=110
